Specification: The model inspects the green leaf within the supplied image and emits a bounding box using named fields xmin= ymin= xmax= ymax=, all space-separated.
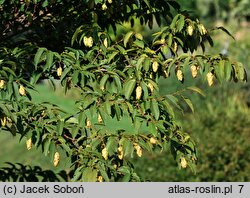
xmin=133 ymin=40 xmax=144 ymax=48
xmin=176 ymin=15 xmax=185 ymax=32
xmin=2 ymin=67 xmax=16 ymax=77
xmin=170 ymin=14 xmax=180 ymax=29
xmin=99 ymin=74 xmax=109 ymax=91
xmin=182 ymin=97 xmax=194 ymax=113
xmin=72 ymin=166 xmax=84 ymax=182
xmin=71 ymin=26 xmax=83 ymax=46
xmin=57 ymin=120 xmax=64 ymax=136
xmin=121 ymin=173 xmax=131 ymax=182
xmin=123 ymin=78 xmax=136 ymax=100
xmin=151 ymin=99 xmax=159 ymax=120
xmin=187 ymin=86 xmax=205 ymax=97
xmin=120 ymin=138 xmax=134 ymax=157
xmin=148 ymin=122 xmax=157 ymax=136
xmin=224 ymin=61 xmax=232 ymax=81
xmin=44 ymin=51 xmax=54 ymax=71
xmin=106 ymin=136 xmax=118 ymax=156
xmin=124 ymin=31 xmax=134 ymax=47
xmin=214 ymin=26 xmax=235 ymax=40
xmin=113 ymin=75 xmax=122 ymax=92
xmin=34 ymin=48 xmax=46 ymax=67
xmin=43 ymin=138 xmax=51 ymax=156
xmin=82 ymin=167 xmax=98 ymax=182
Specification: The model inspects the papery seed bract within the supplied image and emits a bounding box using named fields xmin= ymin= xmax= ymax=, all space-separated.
xmin=53 ymin=152 xmax=60 ymax=167
xmin=150 ymin=137 xmax=157 ymax=144
xmin=136 ymin=86 xmax=142 ymax=100
xmin=103 ymin=38 xmax=108 ymax=48
xmin=180 ymin=157 xmax=187 ymax=168
xmin=152 ymin=61 xmax=159 ymax=73
xmin=187 ymin=25 xmax=194 ymax=36
xmin=57 ymin=67 xmax=62 ymax=77
xmin=0 ymin=80 xmax=5 ymax=89
xmin=190 ymin=65 xmax=198 ymax=78
xmin=176 ymin=69 xmax=183 ymax=81
xmin=117 ymin=146 xmax=123 ymax=160
xmin=207 ymin=72 xmax=214 ymax=86
xmin=26 ymin=138 xmax=32 ymax=150
xmin=19 ymin=85 xmax=26 ymax=96
xmin=102 ymin=147 xmax=108 ymax=160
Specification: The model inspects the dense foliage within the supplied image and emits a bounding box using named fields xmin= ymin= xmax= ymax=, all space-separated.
xmin=0 ymin=0 xmax=247 ymax=181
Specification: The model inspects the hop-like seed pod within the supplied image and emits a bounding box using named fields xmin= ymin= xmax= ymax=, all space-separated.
xmin=176 ymin=69 xmax=183 ymax=81
xmin=26 ymin=138 xmax=32 ymax=150
xmin=117 ymin=146 xmax=124 ymax=160
xmin=187 ymin=25 xmax=194 ymax=36
xmin=173 ymin=42 xmax=178 ymax=53
xmin=150 ymin=137 xmax=157 ymax=144
xmin=190 ymin=65 xmax=198 ymax=78
xmin=97 ymin=176 xmax=103 ymax=182
xmin=108 ymin=0 xmax=112 ymax=3
xmin=135 ymin=33 xmax=143 ymax=40
xmin=103 ymin=38 xmax=108 ymax=48
xmin=198 ymin=24 xmax=207 ymax=35
xmin=102 ymin=3 xmax=108 ymax=10
xmin=136 ymin=86 xmax=142 ymax=100
xmin=102 ymin=147 xmax=108 ymax=160
xmin=134 ymin=143 xmax=142 ymax=157
xmin=207 ymin=72 xmax=214 ymax=86
xmin=0 ymin=80 xmax=5 ymax=89
xmin=57 ymin=67 xmax=62 ymax=77
xmin=0 ymin=116 xmax=7 ymax=126
xmin=87 ymin=37 xmax=93 ymax=47
xmin=83 ymin=36 xmax=88 ymax=46
xmin=98 ymin=114 xmax=103 ymax=123
xmin=152 ymin=61 xmax=159 ymax=73
xmin=19 ymin=85 xmax=26 ymax=96
xmin=148 ymin=83 xmax=154 ymax=93
xmin=83 ymin=36 xmax=93 ymax=47
xmin=53 ymin=152 xmax=60 ymax=167
xmin=163 ymin=70 xmax=169 ymax=78
xmin=180 ymin=157 xmax=188 ymax=168
xmin=86 ymin=118 xmax=91 ymax=128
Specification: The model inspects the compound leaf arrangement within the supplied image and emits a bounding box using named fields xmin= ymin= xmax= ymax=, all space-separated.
xmin=0 ymin=0 xmax=247 ymax=181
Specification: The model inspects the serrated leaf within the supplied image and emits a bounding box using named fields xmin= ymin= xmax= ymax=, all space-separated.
xmin=121 ymin=173 xmax=131 ymax=182
xmin=106 ymin=136 xmax=118 ymax=156
xmin=224 ymin=61 xmax=232 ymax=81
xmin=99 ymin=74 xmax=109 ymax=90
xmin=108 ymin=51 xmax=119 ymax=63
xmin=120 ymin=137 xmax=134 ymax=157
xmin=123 ymin=78 xmax=136 ymax=100
xmin=214 ymin=26 xmax=235 ymax=40
xmin=151 ymin=99 xmax=159 ymax=120
xmin=2 ymin=67 xmax=16 ymax=77
xmin=113 ymin=75 xmax=122 ymax=92
xmin=82 ymin=167 xmax=98 ymax=182
xmin=183 ymin=97 xmax=194 ymax=113
xmin=187 ymin=86 xmax=205 ymax=97
xmin=71 ymin=166 xmax=84 ymax=182
xmin=176 ymin=15 xmax=185 ymax=32
xmin=71 ymin=26 xmax=83 ymax=46
xmin=44 ymin=51 xmax=54 ymax=71
xmin=170 ymin=14 xmax=180 ymax=29
xmin=34 ymin=47 xmax=46 ymax=67
xmin=133 ymin=40 xmax=144 ymax=48
xmin=148 ymin=122 xmax=157 ymax=136
xmin=124 ymin=31 xmax=134 ymax=47
xmin=165 ymin=94 xmax=182 ymax=110
xmin=43 ymin=138 xmax=51 ymax=156
xmin=57 ymin=120 xmax=64 ymax=136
